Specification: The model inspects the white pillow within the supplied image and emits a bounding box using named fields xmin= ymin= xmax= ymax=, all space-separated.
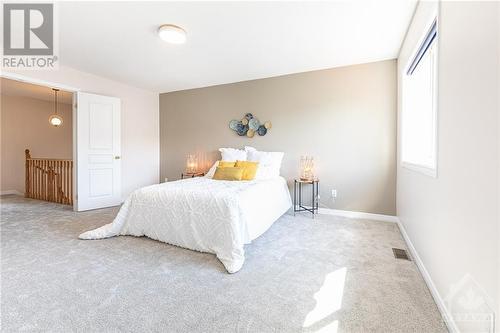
xmin=205 ymin=161 xmax=219 ymax=178
xmin=245 ymin=147 xmax=284 ymax=179
xmin=219 ymin=148 xmax=247 ymax=161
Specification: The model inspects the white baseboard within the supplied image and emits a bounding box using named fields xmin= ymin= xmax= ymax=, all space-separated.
xmin=0 ymin=190 xmax=23 ymax=196
xmin=397 ymin=220 xmax=459 ymax=333
xmin=318 ymin=207 xmax=399 ymax=223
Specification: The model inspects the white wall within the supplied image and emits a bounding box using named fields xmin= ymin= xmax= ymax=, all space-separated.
xmin=1 ymin=94 xmax=72 ymax=194
xmin=497 ymin=2 xmax=500 ymax=326
xmin=397 ymin=2 xmax=499 ymax=332
xmin=498 ymin=2 xmax=500 ymax=326
xmin=3 ymin=66 xmax=160 ymax=200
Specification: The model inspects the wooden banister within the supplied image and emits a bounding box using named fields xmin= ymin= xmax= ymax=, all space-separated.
xmin=25 ymin=149 xmax=73 ymax=205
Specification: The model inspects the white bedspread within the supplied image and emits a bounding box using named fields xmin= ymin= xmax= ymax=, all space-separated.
xmin=79 ymin=176 xmax=292 ymax=273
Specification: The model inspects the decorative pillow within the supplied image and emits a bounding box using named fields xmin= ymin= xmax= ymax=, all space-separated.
xmin=219 ymin=161 xmax=236 ymax=168
xmin=235 ymin=160 xmax=259 ymax=180
xmin=213 ymin=166 xmax=245 ymax=181
xmin=205 ymin=161 xmax=219 ymax=178
xmin=245 ymin=148 xmax=284 ymax=179
xmin=219 ymin=148 xmax=247 ymax=161
xmin=205 ymin=160 xmax=235 ymax=178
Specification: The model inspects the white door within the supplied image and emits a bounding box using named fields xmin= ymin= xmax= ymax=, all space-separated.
xmin=75 ymin=92 xmax=121 ymax=211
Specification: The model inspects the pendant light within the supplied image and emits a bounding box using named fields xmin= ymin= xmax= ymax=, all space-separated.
xmin=49 ymin=88 xmax=63 ymax=127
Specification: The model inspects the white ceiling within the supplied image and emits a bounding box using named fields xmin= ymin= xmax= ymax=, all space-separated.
xmin=59 ymin=1 xmax=417 ymax=93
xmin=1 ymin=78 xmax=73 ymax=105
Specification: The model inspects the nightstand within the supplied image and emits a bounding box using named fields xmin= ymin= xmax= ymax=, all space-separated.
xmin=181 ymin=172 xmax=205 ymax=179
xmin=293 ymin=179 xmax=319 ymax=218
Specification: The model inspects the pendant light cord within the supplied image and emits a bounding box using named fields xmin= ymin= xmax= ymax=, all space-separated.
xmin=53 ymin=88 xmax=59 ymax=115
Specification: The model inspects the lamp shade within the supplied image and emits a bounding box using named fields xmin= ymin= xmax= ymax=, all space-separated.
xmin=300 ymin=156 xmax=314 ymax=181
xmin=186 ymin=154 xmax=198 ymax=173
xmin=49 ymin=114 xmax=63 ymax=127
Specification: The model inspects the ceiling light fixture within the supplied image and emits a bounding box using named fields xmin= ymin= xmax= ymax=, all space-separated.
xmin=158 ymin=24 xmax=187 ymax=44
xmin=49 ymin=88 xmax=63 ymax=127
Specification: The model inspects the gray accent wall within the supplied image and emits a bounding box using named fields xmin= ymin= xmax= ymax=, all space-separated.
xmin=160 ymin=60 xmax=397 ymax=215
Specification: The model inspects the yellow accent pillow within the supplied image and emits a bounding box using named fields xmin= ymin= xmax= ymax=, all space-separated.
xmin=213 ymin=166 xmax=244 ymax=181
xmin=218 ymin=161 xmax=236 ymax=168
xmin=235 ymin=160 xmax=259 ymax=180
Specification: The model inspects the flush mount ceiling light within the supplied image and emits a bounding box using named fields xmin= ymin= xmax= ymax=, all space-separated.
xmin=158 ymin=24 xmax=186 ymax=44
xmin=49 ymin=88 xmax=63 ymax=127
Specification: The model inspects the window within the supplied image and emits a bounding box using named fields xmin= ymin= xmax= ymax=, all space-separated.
xmin=402 ymin=19 xmax=438 ymax=177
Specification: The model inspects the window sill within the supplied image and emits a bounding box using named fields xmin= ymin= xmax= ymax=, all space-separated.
xmin=401 ymin=161 xmax=437 ymax=178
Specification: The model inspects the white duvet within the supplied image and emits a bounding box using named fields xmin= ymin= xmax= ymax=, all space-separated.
xmin=79 ymin=176 xmax=292 ymax=273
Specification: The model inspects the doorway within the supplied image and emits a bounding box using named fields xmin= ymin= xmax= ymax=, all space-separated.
xmin=1 ymin=74 xmax=123 ymax=212
xmin=1 ymin=77 xmax=75 ymax=206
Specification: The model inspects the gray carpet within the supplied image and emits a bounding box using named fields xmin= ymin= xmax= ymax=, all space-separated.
xmin=1 ymin=195 xmax=447 ymax=332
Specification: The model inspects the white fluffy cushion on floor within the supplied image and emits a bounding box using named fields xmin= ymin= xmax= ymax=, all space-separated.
xmin=245 ymin=146 xmax=284 ymax=180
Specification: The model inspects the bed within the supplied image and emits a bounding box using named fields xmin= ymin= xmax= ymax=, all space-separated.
xmin=79 ymin=175 xmax=292 ymax=273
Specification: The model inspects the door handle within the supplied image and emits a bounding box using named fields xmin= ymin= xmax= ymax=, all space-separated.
xmin=114 ymin=156 xmax=121 ymax=160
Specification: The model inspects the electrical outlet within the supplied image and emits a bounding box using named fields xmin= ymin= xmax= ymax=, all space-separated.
xmin=164 ymin=177 xmax=168 ymax=182
xmin=331 ymin=189 xmax=337 ymax=198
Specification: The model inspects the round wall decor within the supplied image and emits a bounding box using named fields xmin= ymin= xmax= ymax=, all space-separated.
xmin=229 ymin=113 xmax=271 ymax=138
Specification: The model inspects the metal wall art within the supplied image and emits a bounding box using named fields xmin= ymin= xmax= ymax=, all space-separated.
xmin=229 ymin=113 xmax=272 ymax=138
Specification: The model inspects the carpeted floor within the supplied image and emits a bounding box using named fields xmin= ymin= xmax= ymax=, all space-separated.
xmin=1 ymin=195 xmax=447 ymax=332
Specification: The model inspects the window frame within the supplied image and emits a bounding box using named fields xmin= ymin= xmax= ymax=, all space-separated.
xmin=401 ymin=17 xmax=439 ymax=178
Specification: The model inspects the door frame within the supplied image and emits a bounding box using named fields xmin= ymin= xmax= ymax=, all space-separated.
xmin=1 ymin=72 xmax=81 ymax=211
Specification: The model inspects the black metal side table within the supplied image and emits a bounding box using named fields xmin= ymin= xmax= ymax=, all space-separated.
xmin=181 ymin=172 xmax=205 ymax=179
xmin=293 ymin=179 xmax=319 ymax=218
